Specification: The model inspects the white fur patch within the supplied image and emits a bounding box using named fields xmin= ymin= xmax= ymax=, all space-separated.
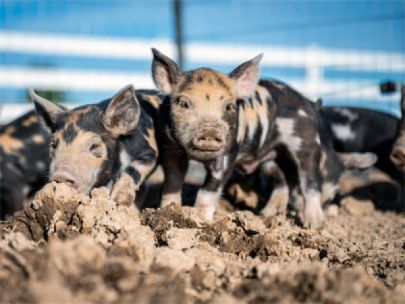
xmin=258 ymin=107 xmax=269 ymax=147
xmin=276 ymin=117 xmax=294 ymax=136
xmin=195 ymin=188 xmax=222 ymax=221
xmin=276 ymin=117 xmax=302 ymax=152
xmin=119 ymin=147 xmax=131 ymax=171
xmin=298 ymin=109 xmax=308 ymax=117
xmin=246 ymin=120 xmax=257 ymax=142
xmin=331 ymin=124 xmax=355 ymax=141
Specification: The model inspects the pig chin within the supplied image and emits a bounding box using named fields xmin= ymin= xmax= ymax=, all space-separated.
xmin=74 ymin=174 xmax=99 ymax=195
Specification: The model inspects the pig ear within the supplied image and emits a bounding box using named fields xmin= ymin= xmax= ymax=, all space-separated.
xmin=151 ymin=48 xmax=181 ymax=94
xmin=30 ymin=88 xmax=65 ymax=133
xmin=103 ymin=84 xmax=140 ymax=137
xmin=229 ymin=53 xmax=263 ymax=98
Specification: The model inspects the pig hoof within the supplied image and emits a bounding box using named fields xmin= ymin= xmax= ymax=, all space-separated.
xmin=196 ymin=204 xmax=216 ymax=222
xmin=112 ymin=190 xmax=135 ymax=206
xmin=303 ymin=204 xmax=324 ymax=228
xmin=161 ymin=194 xmax=182 ymax=207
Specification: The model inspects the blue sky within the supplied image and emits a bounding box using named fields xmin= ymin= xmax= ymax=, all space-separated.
xmin=0 ymin=0 xmax=404 ymax=113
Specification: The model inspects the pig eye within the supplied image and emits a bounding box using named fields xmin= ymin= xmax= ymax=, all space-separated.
xmin=176 ymin=97 xmax=192 ymax=109
xmin=89 ymin=142 xmax=104 ymax=158
xmin=225 ymin=103 xmax=237 ymax=113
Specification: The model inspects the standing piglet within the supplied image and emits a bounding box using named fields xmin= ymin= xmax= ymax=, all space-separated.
xmin=152 ymin=49 xmax=324 ymax=227
xmin=31 ymin=85 xmax=160 ymax=205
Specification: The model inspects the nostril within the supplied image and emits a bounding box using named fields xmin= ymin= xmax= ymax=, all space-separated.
xmin=197 ymin=135 xmax=222 ymax=144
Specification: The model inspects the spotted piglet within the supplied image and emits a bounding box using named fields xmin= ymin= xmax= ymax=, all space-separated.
xmin=152 ymin=49 xmax=325 ymax=227
xmin=31 ymin=85 xmax=160 ymax=206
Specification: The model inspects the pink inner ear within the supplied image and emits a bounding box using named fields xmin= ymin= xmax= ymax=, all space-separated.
xmin=156 ymin=65 xmax=173 ymax=94
xmin=236 ymin=69 xmax=259 ymax=98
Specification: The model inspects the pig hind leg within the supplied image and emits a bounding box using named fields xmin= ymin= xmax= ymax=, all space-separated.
xmin=295 ymin=144 xmax=324 ymax=228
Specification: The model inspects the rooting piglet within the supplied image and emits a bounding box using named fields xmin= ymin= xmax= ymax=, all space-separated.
xmin=31 ymin=85 xmax=161 ymax=206
xmin=152 ymin=49 xmax=327 ymax=227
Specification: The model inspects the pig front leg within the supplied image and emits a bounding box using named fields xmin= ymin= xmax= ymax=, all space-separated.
xmin=161 ymin=151 xmax=189 ymax=207
xmin=111 ymin=158 xmax=157 ymax=207
xmin=195 ymin=156 xmax=232 ymax=220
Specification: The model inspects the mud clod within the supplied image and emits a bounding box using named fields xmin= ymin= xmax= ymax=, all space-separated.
xmin=1 ymin=183 xmax=404 ymax=303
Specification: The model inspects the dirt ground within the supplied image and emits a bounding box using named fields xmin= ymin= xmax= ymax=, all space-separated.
xmin=1 ymin=182 xmax=404 ymax=303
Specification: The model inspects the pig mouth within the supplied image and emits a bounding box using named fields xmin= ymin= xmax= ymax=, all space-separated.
xmin=187 ymin=145 xmax=225 ymax=161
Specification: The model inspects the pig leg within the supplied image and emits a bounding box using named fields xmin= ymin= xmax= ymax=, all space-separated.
xmin=111 ymin=158 xmax=157 ymax=207
xmin=195 ymin=156 xmax=232 ymax=220
xmin=260 ymin=161 xmax=289 ymax=217
xmin=195 ymin=174 xmax=223 ymax=221
xmin=296 ymin=146 xmax=324 ymax=228
xmin=161 ymin=151 xmax=188 ymax=207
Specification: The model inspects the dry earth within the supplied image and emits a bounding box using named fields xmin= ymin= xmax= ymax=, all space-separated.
xmin=1 ymin=182 xmax=404 ymax=303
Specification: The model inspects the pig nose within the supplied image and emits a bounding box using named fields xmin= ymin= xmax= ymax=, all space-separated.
xmin=50 ymin=172 xmax=78 ymax=189
xmin=390 ymin=145 xmax=405 ymax=170
xmin=193 ymin=128 xmax=224 ymax=151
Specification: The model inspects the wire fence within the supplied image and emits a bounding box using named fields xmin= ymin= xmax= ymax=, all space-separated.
xmin=0 ymin=0 xmax=404 ymax=123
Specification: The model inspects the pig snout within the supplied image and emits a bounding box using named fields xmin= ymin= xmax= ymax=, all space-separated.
xmin=193 ymin=128 xmax=225 ymax=151
xmin=50 ymin=171 xmax=78 ymax=189
xmin=390 ymin=145 xmax=405 ymax=170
